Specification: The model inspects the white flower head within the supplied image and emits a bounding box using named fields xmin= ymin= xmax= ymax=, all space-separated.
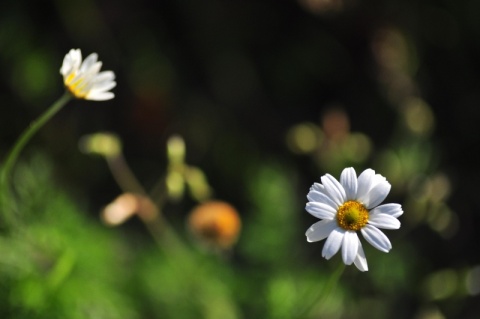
xmin=305 ymin=167 xmax=403 ymax=271
xmin=60 ymin=49 xmax=116 ymax=101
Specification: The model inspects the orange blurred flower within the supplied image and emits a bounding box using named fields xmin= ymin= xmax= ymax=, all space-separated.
xmin=187 ymin=201 xmax=241 ymax=250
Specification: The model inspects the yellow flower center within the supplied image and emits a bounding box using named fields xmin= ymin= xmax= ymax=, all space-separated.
xmin=336 ymin=200 xmax=369 ymax=231
xmin=65 ymin=72 xmax=88 ymax=99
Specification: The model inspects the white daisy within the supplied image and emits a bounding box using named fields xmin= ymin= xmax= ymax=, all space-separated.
xmin=305 ymin=167 xmax=403 ymax=271
xmin=60 ymin=48 xmax=116 ymax=101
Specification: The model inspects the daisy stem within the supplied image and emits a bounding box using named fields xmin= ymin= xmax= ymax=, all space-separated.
xmin=321 ymin=262 xmax=345 ymax=304
xmin=1 ymin=91 xmax=72 ymax=226
xmin=303 ymin=262 xmax=345 ymax=318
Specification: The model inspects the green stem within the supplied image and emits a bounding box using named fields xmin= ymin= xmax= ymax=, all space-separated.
xmin=320 ymin=262 xmax=346 ymax=304
xmin=301 ymin=262 xmax=346 ymax=318
xmin=1 ymin=91 xmax=72 ymax=226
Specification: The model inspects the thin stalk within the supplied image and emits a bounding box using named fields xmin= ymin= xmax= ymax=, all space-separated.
xmin=1 ymin=92 xmax=72 ymax=227
xmin=319 ymin=262 xmax=346 ymax=305
xmin=106 ymin=154 xmax=147 ymax=195
xmin=104 ymin=154 xmax=186 ymax=251
xmin=300 ymin=262 xmax=346 ymax=318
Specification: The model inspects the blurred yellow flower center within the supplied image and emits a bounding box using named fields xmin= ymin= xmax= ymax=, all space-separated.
xmin=336 ymin=200 xmax=369 ymax=231
xmin=65 ymin=73 xmax=87 ymax=98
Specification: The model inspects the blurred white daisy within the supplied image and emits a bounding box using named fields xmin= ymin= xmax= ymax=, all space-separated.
xmin=60 ymin=48 xmax=116 ymax=101
xmin=305 ymin=167 xmax=402 ymax=271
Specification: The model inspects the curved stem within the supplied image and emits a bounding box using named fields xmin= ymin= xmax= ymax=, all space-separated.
xmin=320 ymin=262 xmax=345 ymax=304
xmin=1 ymin=91 xmax=72 ymax=226
xmin=300 ymin=262 xmax=346 ymax=318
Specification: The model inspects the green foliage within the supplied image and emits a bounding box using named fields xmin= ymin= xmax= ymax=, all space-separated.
xmin=0 ymin=155 xmax=137 ymax=319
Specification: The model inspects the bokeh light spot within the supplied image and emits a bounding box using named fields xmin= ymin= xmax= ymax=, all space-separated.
xmin=465 ymin=265 xmax=480 ymax=296
xmin=423 ymin=269 xmax=458 ymax=300
xmin=286 ymin=123 xmax=322 ymax=154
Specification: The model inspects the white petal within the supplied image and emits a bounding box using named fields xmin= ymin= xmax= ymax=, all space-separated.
xmin=368 ymin=213 xmax=401 ymax=229
xmin=307 ymin=190 xmax=322 ymax=202
xmin=322 ymin=227 xmax=345 ymax=260
xmin=363 ymin=180 xmax=391 ymax=209
xmin=90 ymin=80 xmax=116 ymax=93
xmin=342 ymin=231 xmax=359 ymax=265
xmin=80 ymin=53 xmax=99 ymax=72
xmin=305 ymin=202 xmax=336 ymax=220
xmin=361 ymin=225 xmax=392 ymax=253
xmin=310 ymin=182 xmax=326 ymax=193
xmin=60 ymin=59 xmax=71 ymax=76
xmin=83 ymin=61 xmax=102 ymax=77
xmin=356 ymin=169 xmax=375 ymax=202
xmin=305 ymin=220 xmax=337 ymax=242
xmin=60 ymin=49 xmax=81 ymax=76
xmin=353 ymin=241 xmax=368 ymax=271
xmin=321 ymin=174 xmax=346 ymax=207
xmin=370 ymin=203 xmax=403 ymax=218
xmin=94 ymin=70 xmax=115 ymax=82
xmin=307 ymin=190 xmax=338 ymax=210
xmin=86 ymin=91 xmax=115 ymax=101
xmin=309 ymin=183 xmax=335 ymax=203
xmin=340 ymin=167 xmax=358 ymax=200
xmin=371 ymin=174 xmax=386 ymax=185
